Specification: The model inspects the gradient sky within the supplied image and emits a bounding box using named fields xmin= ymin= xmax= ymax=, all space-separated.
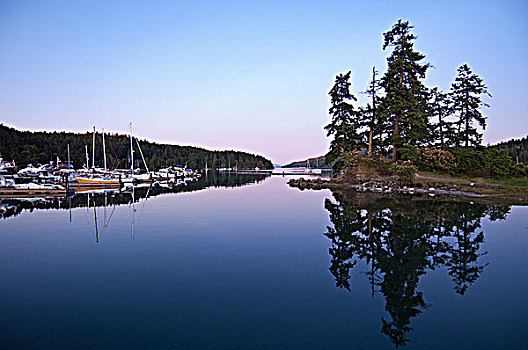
xmin=1 ymin=0 xmax=527 ymax=164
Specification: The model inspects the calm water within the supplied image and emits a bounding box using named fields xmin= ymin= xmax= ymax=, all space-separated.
xmin=1 ymin=175 xmax=527 ymax=349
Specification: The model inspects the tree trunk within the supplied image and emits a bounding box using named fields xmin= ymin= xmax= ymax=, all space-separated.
xmin=465 ymin=89 xmax=469 ymax=148
xmin=456 ymin=106 xmax=462 ymax=148
xmin=368 ymin=128 xmax=373 ymax=157
xmin=394 ymin=41 xmax=405 ymax=163
xmin=368 ymin=66 xmax=376 ymax=157
xmin=393 ymin=112 xmax=400 ymax=162
xmin=439 ymin=112 xmax=444 ymax=148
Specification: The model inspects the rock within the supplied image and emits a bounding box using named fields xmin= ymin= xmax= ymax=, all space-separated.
xmin=428 ymin=187 xmax=435 ymax=191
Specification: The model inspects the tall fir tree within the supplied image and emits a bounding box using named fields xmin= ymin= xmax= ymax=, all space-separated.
xmin=450 ymin=64 xmax=491 ymax=148
xmin=325 ymin=71 xmax=363 ymax=171
xmin=363 ymin=66 xmax=387 ymax=156
xmin=429 ymin=87 xmax=455 ymax=148
xmin=380 ymin=20 xmax=431 ymax=161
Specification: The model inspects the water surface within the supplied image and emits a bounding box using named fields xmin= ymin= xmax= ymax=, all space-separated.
xmin=1 ymin=175 xmax=527 ymax=349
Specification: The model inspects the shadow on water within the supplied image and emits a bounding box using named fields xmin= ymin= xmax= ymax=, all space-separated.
xmin=323 ymin=193 xmax=511 ymax=348
xmin=0 ymin=173 xmax=269 ymax=219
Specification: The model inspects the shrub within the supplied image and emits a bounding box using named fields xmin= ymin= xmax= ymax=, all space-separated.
xmin=417 ymin=148 xmax=458 ymax=172
xmin=366 ymin=155 xmax=393 ymax=175
xmin=449 ymin=147 xmax=515 ymax=177
xmin=513 ymin=163 xmax=528 ymax=177
xmin=342 ymin=151 xmax=359 ymax=172
xmin=399 ymin=145 xmax=419 ymax=163
xmin=392 ymin=161 xmax=416 ymax=185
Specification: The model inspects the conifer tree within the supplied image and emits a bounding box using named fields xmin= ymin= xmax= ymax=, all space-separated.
xmin=325 ymin=71 xmax=363 ymax=171
xmin=380 ymin=20 xmax=431 ymax=161
xmin=363 ymin=66 xmax=386 ymax=156
xmin=429 ymin=87 xmax=454 ymax=148
xmin=450 ymin=64 xmax=491 ymax=148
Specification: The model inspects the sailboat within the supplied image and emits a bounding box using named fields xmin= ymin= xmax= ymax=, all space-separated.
xmin=74 ymin=127 xmax=120 ymax=186
xmin=128 ymin=123 xmax=153 ymax=184
xmin=304 ymin=159 xmax=322 ymax=174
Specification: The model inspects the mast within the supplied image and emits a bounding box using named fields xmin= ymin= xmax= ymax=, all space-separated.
xmin=129 ymin=123 xmax=134 ymax=173
xmin=135 ymin=138 xmax=149 ymax=173
xmin=67 ymin=144 xmax=70 ymax=169
xmin=85 ymin=145 xmax=89 ymax=169
xmin=102 ymin=128 xmax=107 ymax=171
xmin=92 ymin=126 xmax=95 ymax=169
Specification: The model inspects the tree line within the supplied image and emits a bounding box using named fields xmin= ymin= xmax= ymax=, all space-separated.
xmin=325 ymin=20 xmax=524 ymax=177
xmin=0 ymin=124 xmax=273 ymax=170
xmin=492 ymin=136 xmax=528 ymax=164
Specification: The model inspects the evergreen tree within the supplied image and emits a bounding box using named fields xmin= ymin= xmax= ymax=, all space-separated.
xmin=450 ymin=64 xmax=491 ymax=148
xmin=363 ymin=66 xmax=387 ymax=156
xmin=380 ymin=20 xmax=431 ymax=161
xmin=429 ymin=87 xmax=455 ymax=148
xmin=325 ymin=71 xmax=363 ymax=171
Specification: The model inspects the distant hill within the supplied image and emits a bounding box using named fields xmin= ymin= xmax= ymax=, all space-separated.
xmin=0 ymin=124 xmax=273 ymax=170
xmin=283 ymin=155 xmax=327 ymax=168
xmin=491 ymin=135 xmax=528 ymax=164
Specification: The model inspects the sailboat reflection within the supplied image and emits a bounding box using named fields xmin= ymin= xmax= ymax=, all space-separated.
xmin=0 ymin=173 xmax=268 ymax=220
xmin=324 ymin=193 xmax=510 ymax=347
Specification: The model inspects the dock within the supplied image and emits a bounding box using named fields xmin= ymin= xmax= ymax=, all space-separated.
xmin=0 ymin=188 xmax=67 ymax=197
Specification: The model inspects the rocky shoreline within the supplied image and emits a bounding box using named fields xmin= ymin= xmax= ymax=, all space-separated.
xmin=288 ymin=176 xmax=528 ymax=205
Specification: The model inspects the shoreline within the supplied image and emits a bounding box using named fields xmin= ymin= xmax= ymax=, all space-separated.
xmin=288 ymin=174 xmax=528 ymax=206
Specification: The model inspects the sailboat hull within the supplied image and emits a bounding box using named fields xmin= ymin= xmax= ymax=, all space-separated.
xmin=75 ymin=177 xmax=120 ymax=185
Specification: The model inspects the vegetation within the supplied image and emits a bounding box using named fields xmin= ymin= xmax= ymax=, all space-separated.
xmin=0 ymin=124 xmax=273 ymax=170
xmin=380 ymin=19 xmax=431 ymax=161
xmin=282 ymin=156 xmax=327 ymax=169
xmin=325 ymin=71 xmax=361 ymax=171
xmin=492 ymin=135 xmax=528 ymax=164
xmin=450 ymin=64 xmax=491 ymax=148
xmin=324 ymin=20 xmax=521 ymax=179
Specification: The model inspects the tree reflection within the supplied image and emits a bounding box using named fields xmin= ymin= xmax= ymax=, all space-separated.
xmin=324 ymin=194 xmax=510 ymax=347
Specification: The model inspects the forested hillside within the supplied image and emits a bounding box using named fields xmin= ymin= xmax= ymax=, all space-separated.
xmin=492 ymin=136 xmax=528 ymax=164
xmin=283 ymin=156 xmax=327 ymax=168
xmin=0 ymin=124 xmax=273 ymax=170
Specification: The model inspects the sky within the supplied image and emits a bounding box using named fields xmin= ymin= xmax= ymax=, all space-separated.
xmin=0 ymin=0 xmax=527 ymax=165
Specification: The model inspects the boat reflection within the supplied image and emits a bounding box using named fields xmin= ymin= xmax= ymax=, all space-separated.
xmin=0 ymin=173 xmax=268 ymax=220
xmin=323 ymin=193 xmax=511 ymax=347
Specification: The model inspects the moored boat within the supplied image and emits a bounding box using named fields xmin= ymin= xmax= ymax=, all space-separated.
xmin=75 ymin=176 xmax=120 ymax=185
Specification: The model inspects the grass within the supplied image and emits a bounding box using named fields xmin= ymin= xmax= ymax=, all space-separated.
xmin=486 ymin=177 xmax=528 ymax=187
